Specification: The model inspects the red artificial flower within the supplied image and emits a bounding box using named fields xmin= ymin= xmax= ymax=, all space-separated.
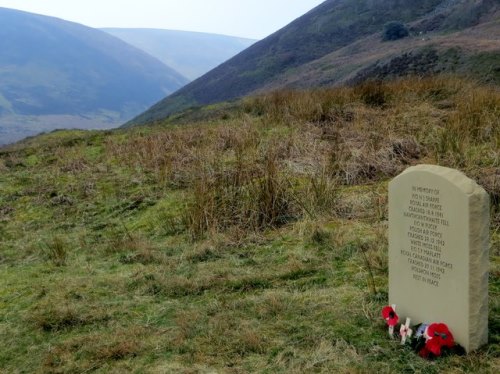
xmin=424 ymin=323 xmax=454 ymax=357
xmin=382 ymin=306 xmax=399 ymax=327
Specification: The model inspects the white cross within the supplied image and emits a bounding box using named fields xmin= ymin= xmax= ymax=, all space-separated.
xmin=400 ymin=317 xmax=413 ymax=344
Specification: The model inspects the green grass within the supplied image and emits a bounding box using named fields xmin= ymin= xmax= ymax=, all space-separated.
xmin=0 ymin=77 xmax=499 ymax=372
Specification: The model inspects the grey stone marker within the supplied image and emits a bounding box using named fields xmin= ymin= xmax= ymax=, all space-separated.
xmin=389 ymin=165 xmax=489 ymax=352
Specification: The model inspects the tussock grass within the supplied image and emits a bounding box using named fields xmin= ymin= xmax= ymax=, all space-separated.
xmin=28 ymin=299 xmax=111 ymax=332
xmin=43 ymin=326 xmax=147 ymax=371
xmin=0 ymin=77 xmax=499 ymax=372
xmin=41 ymin=235 xmax=68 ymax=266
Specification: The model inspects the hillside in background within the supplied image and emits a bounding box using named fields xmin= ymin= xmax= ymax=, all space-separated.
xmin=0 ymin=77 xmax=499 ymax=372
xmin=129 ymin=0 xmax=500 ymax=126
xmin=102 ymin=28 xmax=256 ymax=80
xmin=0 ymin=8 xmax=188 ymax=145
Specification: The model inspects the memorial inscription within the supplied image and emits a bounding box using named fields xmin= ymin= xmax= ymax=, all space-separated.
xmin=401 ymin=185 xmax=452 ymax=288
xmin=389 ymin=165 xmax=489 ymax=353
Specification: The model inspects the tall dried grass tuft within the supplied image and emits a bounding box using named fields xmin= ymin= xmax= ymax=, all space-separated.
xmin=185 ymin=145 xmax=296 ymax=239
xmin=449 ymin=86 xmax=500 ymax=143
xmin=42 ymin=236 xmax=68 ymax=266
xmin=354 ymin=80 xmax=387 ymax=107
xmin=245 ymin=88 xmax=353 ymax=125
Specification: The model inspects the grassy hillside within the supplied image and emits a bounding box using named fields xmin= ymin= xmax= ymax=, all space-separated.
xmin=0 ymin=7 xmax=189 ymax=144
xmin=129 ymin=0 xmax=499 ymax=126
xmin=0 ymin=77 xmax=499 ymax=372
xmin=257 ymin=17 xmax=500 ymax=91
xmin=102 ymin=28 xmax=256 ymax=80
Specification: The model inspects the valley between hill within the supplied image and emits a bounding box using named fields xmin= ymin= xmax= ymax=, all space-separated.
xmin=0 ymin=7 xmax=188 ymax=145
xmin=102 ymin=28 xmax=256 ymax=80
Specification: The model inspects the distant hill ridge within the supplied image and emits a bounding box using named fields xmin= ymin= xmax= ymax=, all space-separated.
xmin=129 ymin=0 xmax=500 ymax=126
xmin=0 ymin=7 xmax=188 ymax=144
xmin=102 ymin=28 xmax=256 ymax=80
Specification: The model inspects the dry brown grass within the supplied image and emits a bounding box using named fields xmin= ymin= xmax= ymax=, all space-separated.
xmin=43 ymin=326 xmax=147 ymax=372
xmin=103 ymin=77 xmax=500 ymax=242
xmin=28 ymin=298 xmax=110 ymax=332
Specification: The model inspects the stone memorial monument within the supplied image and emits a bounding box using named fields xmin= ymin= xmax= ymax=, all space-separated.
xmin=389 ymin=165 xmax=489 ymax=352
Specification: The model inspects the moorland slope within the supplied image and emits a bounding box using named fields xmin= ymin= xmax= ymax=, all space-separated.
xmin=129 ymin=0 xmax=500 ymax=125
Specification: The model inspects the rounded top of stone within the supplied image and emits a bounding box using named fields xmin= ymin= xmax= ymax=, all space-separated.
xmin=396 ymin=164 xmax=486 ymax=196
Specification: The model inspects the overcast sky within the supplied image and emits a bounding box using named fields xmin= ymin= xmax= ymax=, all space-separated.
xmin=0 ymin=0 xmax=325 ymax=39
